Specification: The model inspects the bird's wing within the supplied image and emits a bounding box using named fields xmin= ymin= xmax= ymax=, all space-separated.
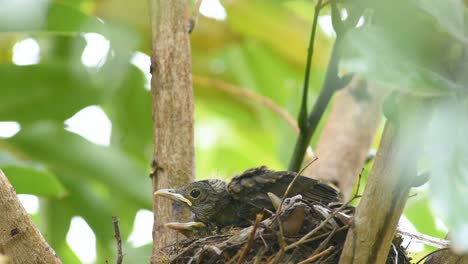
xmin=227 ymin=166 xmax=340 ymax=212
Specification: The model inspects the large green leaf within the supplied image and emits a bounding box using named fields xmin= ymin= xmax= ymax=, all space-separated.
xmin=0 ymin=1 xmax=106 ymax=34
xmin=427 ymin=99 xmax=468 ymax=252
xmin=414 ymin=0 xmax=467 ymax=43
xmin=0 ymin=152 xmax=66 ymax=197
xmin=0 ymin=64 xmax=101 ymax=123
xmin=7 ymin=122 xmax=152 ymax=208
xmin=104 ymin=65 xmax=152 ymax=162
xmin=341 ymin=26 xmax=462 ymax=96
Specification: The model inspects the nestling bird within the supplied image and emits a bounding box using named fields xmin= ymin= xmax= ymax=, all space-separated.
xmin=154 ymin=166 xmax=340 ymax=229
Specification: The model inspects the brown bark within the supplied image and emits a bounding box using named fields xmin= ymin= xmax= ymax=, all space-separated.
xmin=0 ymin=169 xmax=61 ymax=264
xmin=339 ymin=95 xmax=429 ymax=264
xmin=149 ymin=0 xmax=195 ymax=262
xmin=303 ymin=78 xmax=386 ymax=199
xmin=425 ymin=249 xmax=468 ymax=264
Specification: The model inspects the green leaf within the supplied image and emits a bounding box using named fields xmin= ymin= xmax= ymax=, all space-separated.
xmin=8 ymin=122 xmax=152 ymax=208
xmin=414 ymin=0 xmax=467 ymax=43
xmin=0 ymin=1 xmax=106 ymax=34
xmin=427 ymin=99 xmax=468 ymax=252
xmin=0 ymin=152 xmax=66 ymax=197
xmin=405 ymin=192 xmax=445 ymax=238
xmin=2 ymin=165 xmax=67 ymax=197
xmin=0 ymin=64 xmax=101 ymax=123
xmin=341 ymin=26 xmax=462 ymax=96
xmin=41 ymin=200 xmax=82 ymax=264
xmin=104 ymin=66 xmax=152 ymax=162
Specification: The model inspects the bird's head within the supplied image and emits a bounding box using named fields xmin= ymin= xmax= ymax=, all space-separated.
xmin=154 ymin=179 xmax=229 ymax=223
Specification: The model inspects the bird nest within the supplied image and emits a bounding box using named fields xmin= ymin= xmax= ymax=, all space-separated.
xmin=159 ymin=195 xmax=410 ymax=264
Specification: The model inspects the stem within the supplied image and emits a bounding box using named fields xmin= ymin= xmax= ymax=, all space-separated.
xmin=298 ymin=0 xmax=323 ymax=131
xmin=288 ymin=39 xmax=342 ymax=172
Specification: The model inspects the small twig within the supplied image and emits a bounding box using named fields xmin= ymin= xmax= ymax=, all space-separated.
xmin=276 ymin=157 xmax=318 ymax=216
xmin=312 ymin=227 xmax=337 ymax=255
xmin=237 ymin=214 xmax=263 ymax=264
xmin=396 ymin=227 xmax=450 ymax=248
xmin=297 ymin=245 xmax=335 ymax=264
xmin=285 ymin=195 xmax=358 ymax=250
xmin=112 ymin=216 xmax=123 ymax=264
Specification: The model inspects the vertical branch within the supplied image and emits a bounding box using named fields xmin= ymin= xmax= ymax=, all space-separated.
xmin=0 ymin=169 xmax=61 ymax=263
xmin=339 ymin=95 xmax=430 ymax=264
xmin=148 ymin=0 xmax=195 ymax=262
xmin=289 ymin=1 xmax=362 ymax=172
xmin=303 ymin=79 xmax=387 ymax=199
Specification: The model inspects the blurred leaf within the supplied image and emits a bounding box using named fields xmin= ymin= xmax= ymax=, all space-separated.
xmin=124 ymin=243 xmax=152 ymax=263
xmin=341 ymin=26 xmax=462 ymax=96
xmin=0 ymin=1 xmax=106 ymax=34
xmin=41 ymin=199 xmax=82 ymax=264
xmin=414 ymin=0 xmax=467 ymax=43
xmin=0 ymin=152 xmax=66 ymax=197
xmin=405 ymin=193 xmax=445 ymax=238
xmin=7 ymin=122 xmax=152 ymax=208
xmin=428 ymin=99 xmax=468 ymax=252
xmin=104 ymin=65 xmax=152 ymax=162
xmin=0 ymin=64 xmax=101 ymax=123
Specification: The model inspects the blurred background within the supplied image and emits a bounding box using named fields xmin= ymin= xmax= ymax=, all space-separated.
xmin=0 ymin=0 xmax=464 ymax=263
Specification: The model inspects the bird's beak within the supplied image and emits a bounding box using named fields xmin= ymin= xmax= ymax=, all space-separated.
xmin=165 ymin=221 xmax=206 ymax=231
xmin=154 ymin=189 xmax=193 ymax=206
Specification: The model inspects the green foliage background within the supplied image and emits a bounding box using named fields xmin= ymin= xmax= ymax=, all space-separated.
xmin=0 ymin=0 xmax=466 ymax=262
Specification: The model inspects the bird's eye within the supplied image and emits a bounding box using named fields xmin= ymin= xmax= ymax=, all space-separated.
xmin=189 ymin=188 xmax=201 ymax=199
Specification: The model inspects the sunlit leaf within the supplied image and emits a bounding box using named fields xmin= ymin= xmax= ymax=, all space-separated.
xmin=8 ymin=122 xmax=152 ymax=208
xmin=0 ymin=64 xmax=101 ymax=123
xmin=0 ymin=152 xmax=66 ymax=197
xmin=0 ymin=1 xmax=106 ymax=34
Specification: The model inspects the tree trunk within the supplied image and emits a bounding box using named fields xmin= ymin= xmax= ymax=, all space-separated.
xmin=148 ymin=0 xmax=195 ymax=262
xmin=339 ymin=94 xmax=430 ymax=264
xmin=0 ymin=169 xmax=61 ymax=264
xmin=303 ymin=78 xmax=386 ymax=199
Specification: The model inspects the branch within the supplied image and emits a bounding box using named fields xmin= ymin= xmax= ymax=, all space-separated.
xmin=0 ymin=169 xmax=61 ymax=263
xmin=339 ymin=95 xmax=431 ymax=263
xmin=303 ymin=79 xmax=387 ymax=199
xmin=149 ymin=0 xmax=195 ymax=262
xmin=112 ymin=216 xmax=123 ymax=264
xmin=289 ymin=0 xmax=363 ymax=172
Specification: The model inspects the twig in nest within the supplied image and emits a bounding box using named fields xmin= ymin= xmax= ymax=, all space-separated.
xmin=237 ymin=214 xmax=263 ymax=264
xmin=112 ymin=216 xmax=123 ymax=264
xmin=276 ymin=157 xmax=318 ymax=216
xmin=312 ymin=227 xmax=337 ymax=255
xmin=285 ymin=196 xmax=356 ymax=251
xmin=297 ymin=245 xmax=335 ymax=264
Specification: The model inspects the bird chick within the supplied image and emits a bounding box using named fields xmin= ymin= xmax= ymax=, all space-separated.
xmin=155 ymin=166 xmax=340 ymax=229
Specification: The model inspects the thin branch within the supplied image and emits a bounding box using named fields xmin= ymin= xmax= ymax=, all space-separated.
xmin=276 ymin=157 xmax=318 ymax=217
xmin=193 ymin=75 xmax=299 ymax=133
xmin=289 ymin=0 xmax=364 ymax=172
xmin=112 ymin=216 xmax=123 ymax=264
xmin=297 ymin=0 xmax=324 ymax=132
